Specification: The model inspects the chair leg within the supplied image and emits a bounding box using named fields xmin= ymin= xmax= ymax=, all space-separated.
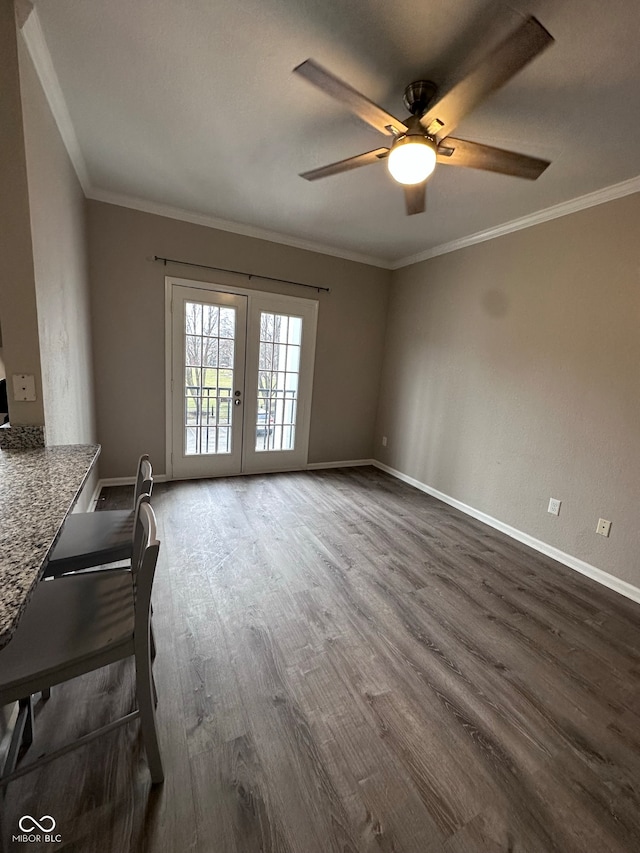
xmin=21 ymin=698 xmax=34 ymax=748
xmin=135 ymin=646 xmax=164 ymax=785
xmin=2 ymin=697 xmax=34 ymax=787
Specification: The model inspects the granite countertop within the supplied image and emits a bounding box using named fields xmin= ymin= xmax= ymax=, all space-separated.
xmin=0 ymin=443 xmax=100 ymax=648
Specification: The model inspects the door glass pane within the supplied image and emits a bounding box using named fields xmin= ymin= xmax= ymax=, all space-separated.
xmin=256 ymin=312 xmax=302 ymax=452
xmin=202 ymin=340 xmax=218 ymax=367
xmin=184 ymin=300 xmax=236 ymax=456
xmin=203 ymin=305 xmax=219 ymax=338
xmin=220 ymin=307 xmax=236 ymax=338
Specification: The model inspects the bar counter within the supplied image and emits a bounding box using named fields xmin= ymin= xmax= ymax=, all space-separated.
xmin=0 ymin=443 xmax=100 ymax=649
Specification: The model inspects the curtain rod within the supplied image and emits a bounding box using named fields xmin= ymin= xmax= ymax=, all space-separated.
xmin=153 ymin=255 xmax=330 ymax=293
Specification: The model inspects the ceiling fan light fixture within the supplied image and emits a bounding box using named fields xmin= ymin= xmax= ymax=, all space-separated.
xmin=388 ymin=135 xmax=437 ymax=185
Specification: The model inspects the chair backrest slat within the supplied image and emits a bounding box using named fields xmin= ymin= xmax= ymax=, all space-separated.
xmin=133 ymin=454 xmax=153 ymax=508
xmin=132 ymin=499 xmax=160 ymax=652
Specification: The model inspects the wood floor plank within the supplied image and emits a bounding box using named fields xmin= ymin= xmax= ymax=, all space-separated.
xmin=2 ymin=466 xmax=640 ymax=852
xmin=219 ymin=604 xmax=361 ymax=853
xmin=418 ymin=567 xmax=640 ymax=726
xmin=297 ymin=652 xmax=446 ymax=852
xmin=408 ymin=573 xmax=640 ymax=796
xmin=443 ymin=812 xmax=511 ymax=853
xmin=190 ymin=735 xmax=293 ymax=853
xmin=284 ymin=533 xmax=567 ymax=849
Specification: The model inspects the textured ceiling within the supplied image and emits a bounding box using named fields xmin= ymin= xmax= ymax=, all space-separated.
xmin=32 ymin=0 xmax=640 ymax=264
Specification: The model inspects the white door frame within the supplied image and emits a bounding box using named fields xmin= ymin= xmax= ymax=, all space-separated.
xmin=241 ymin=290 xmax=318 ymax=474
xmin=165 ymin=275 xmax=318 ymax=480
xmin=170 ymin=285 xmax=248 ymax=479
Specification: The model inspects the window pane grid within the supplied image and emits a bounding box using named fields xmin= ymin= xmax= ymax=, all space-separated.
xmin=184 ymin=301 xmax=235 ymax=456
xmin=256 ymin=312 xmax=302 ymax=453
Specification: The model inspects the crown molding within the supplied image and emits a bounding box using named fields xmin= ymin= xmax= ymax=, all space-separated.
xmin=391 ymin=174 xmax=640 ymax=269
xmin=87 ymin=188 xmax=392 ymax=268
xmin=20 ymin=6 xmax=90 ymax=193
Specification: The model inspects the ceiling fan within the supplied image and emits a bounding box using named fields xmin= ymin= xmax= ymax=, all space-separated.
xmin=294 ymin=15 xmax=554 ymax=215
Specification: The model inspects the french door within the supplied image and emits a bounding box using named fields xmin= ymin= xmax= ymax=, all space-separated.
xmin=168 ymin=280 xmax=317 ymax=479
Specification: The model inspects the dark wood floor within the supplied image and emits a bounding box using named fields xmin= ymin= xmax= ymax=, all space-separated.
xmin=3 ymin=466 xmax=640 ymax=852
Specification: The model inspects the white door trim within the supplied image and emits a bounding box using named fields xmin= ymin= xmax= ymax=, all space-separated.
xmin=171 ymin=285 xmax=248 ymax=479
xmin=165 ymin=275 xmax=318 ymax=480
xmin=242 ymin=292 xmax=318 ymax=474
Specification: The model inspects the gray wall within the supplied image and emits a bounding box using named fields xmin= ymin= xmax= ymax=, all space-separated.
xmin=87 ymin=201 xmax=390 ymax=478
xmin=376 ymin=192 xmax=640 ymax=587
xmin=18 ymin=35 xmax=96 ymax=448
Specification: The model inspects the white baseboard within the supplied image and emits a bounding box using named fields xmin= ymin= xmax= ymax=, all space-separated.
xmin=373 ymin=460 xmax=640 ymax=606
xmin=306 ymin=459 xmax=374 ymax=470
xmin=94 ymin=473 xmax=169 ymax=496
xmin=98 ymin=474 xmax=170 ymax=487
xmin=100 ymin=464 xmax=368 ymax=492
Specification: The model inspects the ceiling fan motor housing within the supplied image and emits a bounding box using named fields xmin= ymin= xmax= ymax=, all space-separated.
xmin=403 ymin=80 xmax=438 ymax=116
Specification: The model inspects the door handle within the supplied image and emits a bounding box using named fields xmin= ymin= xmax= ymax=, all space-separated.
xmin=234 ymin=398 xmax=242 ymax=406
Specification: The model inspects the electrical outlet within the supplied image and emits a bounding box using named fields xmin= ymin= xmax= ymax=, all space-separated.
xmin=382 ymin=436 xmax=387 ymax=447
xmin=548 ymin=498 xmax=561 ymax=516
xmin=12 ymin=374 xmax=36 ymax=402
xmin=596 ymin=518 xmax=611 ymax=537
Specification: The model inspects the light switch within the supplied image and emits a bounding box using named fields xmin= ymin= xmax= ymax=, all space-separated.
xmin=12 ymin=374 xmax=36 ymax=402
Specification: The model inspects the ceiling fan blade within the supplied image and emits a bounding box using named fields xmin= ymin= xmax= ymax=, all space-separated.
xmin=294 ymin=59 xmax=408 ymax=137
xmin=420 ymin=16 xmax=553 ymax=140
xmin=437 ymin=137 xmax=550 ymax=179
xmin=300 ymin=147 xmax=389 ymax=181
xmin=403 ymin=182 xmax=427 ymax=215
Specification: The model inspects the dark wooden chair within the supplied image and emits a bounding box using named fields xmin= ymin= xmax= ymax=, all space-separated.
xmin=43 ymin=454 xmax=153 ymax=579
xmin=0 ymin=497 xmax=163 ymax=788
